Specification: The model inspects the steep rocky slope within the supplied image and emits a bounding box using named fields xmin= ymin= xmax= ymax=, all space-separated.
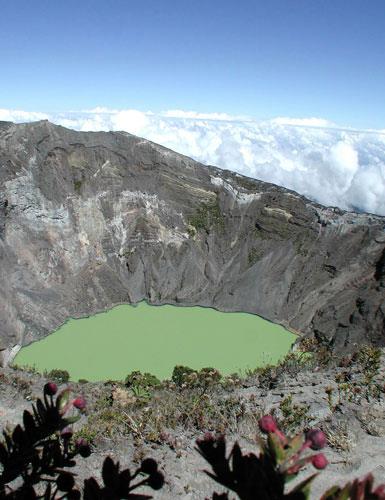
xmin=0 ymin=120 xmax=384 ymax=362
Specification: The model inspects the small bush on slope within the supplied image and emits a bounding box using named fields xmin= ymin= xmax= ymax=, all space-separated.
xmin=45 ymin=368 xmax=70 ymax=383
xmin=124 ymin=371 xmax=161 ymax=390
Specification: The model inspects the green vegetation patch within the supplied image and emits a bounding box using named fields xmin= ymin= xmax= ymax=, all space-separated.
xmin=73 ymin=179 xmax=82 ymax=193
xmin=188 ymin=197 xmax=225 ymax=233
xmin=248 ymin=247 xmax=264 ymax=266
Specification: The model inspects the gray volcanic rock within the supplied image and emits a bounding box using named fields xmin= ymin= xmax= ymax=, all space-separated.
xmin=0 ymin=120 xmax=384 ymax=362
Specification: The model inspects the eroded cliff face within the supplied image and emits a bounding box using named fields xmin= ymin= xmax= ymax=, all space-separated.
xmin=0 ymin=120 xmax=384 ymax=361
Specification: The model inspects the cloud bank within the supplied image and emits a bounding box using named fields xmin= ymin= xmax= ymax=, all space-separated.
xmin=1 ymin=107 xmax=385 ymax=216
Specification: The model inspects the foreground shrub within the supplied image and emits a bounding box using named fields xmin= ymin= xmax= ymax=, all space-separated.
xmin=196 ymin=415 xmax=328 ymax=499
xmin=3 ymin=377 xmax=385 ymax=499
xmin=0 ymin=383 xmax=164 ymax=498
xmin=196 ymin=415 xmax=385 ymax=499
xmin=321 ymin=474 xmax=385 ymax=499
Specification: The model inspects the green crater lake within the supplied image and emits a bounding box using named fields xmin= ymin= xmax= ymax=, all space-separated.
xmin=14 ymin=303 xmax=296 ymax=381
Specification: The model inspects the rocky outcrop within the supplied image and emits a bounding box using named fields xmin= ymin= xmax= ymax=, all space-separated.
xmin=0 ymin=120 xmax=384 ymax=360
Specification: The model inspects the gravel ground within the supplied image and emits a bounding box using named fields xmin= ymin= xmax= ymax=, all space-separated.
xmin=1 ymin=360 xmax=385 ymax=499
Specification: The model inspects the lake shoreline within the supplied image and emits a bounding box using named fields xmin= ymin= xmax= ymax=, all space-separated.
xmin=15 ymin=302 xmax=296 ymax=382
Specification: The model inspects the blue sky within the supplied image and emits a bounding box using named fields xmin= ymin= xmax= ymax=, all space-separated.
xmin=0 ymin=0 xmax=385 ymax=128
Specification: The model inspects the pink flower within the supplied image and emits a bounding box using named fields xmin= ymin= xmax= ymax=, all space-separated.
xmin=311 ymin=453 xmax=328 ymax=470
xmin=72 ymin=397 xmax=86 ymax=410
xmin=60 ymin=427 xmax=73 ymax=440
xmin=306 ymin=429 xmax=327 ymax=450
xmin=203 ymin=432 xmax=215 ymax=441
xmin=44 ymin=382 xmax=58 ymax=396
xmin=258 ymin=415 xmax=278 ymax=434
xmin=374 ymin=485 xmax=385 ymax=496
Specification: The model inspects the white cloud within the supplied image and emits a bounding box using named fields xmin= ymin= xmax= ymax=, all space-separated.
xmin=111 ymin=110 xmax=150 ymax=135
xmin=2 ymin=108 xmax=385 ymax=216
xmin=160 ymin=109 xmax=249 ymax=121
xmin=0 ymin=108 xmax=49 ymax=122
xmin=270 ymin=117 xmax=334 ymax=128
